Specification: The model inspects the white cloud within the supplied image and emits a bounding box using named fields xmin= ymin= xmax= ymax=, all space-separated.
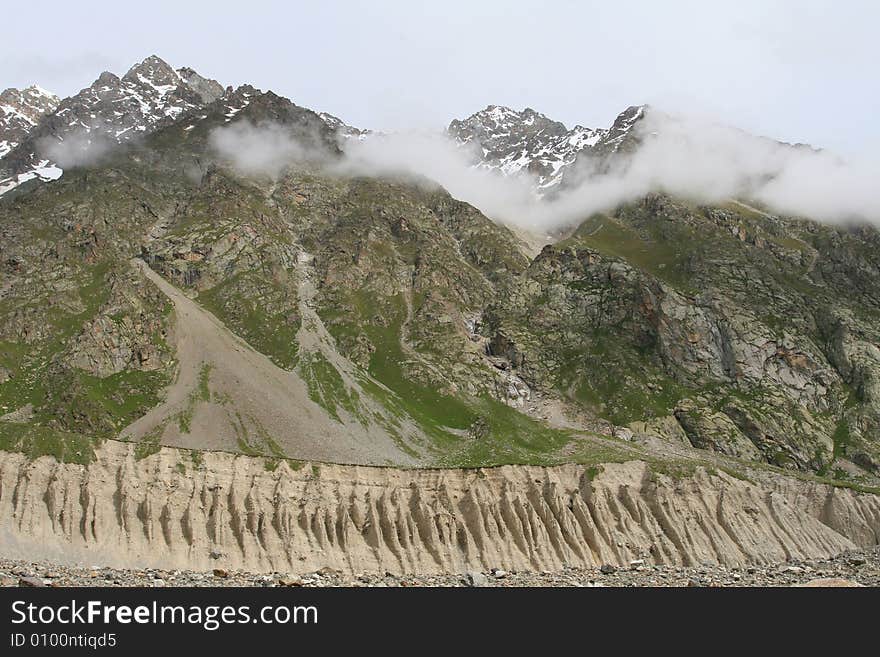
xmin=335 ymin=110 xmax=880 ymax=231
xmin=39 ymin=131 xmax=114 ymax=168
xmin=207 ymin=121 xmax=329 ymax=179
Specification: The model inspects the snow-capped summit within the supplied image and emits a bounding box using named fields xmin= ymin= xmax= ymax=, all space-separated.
xmin=0 ymin=53 xmax=653 ymax=200
xmin=598 ymin=105 xmax=647 ymax=155
xmin=0 ymin=55 xmax=223 ymax=195
xmin=50 ymin=54 xmax=224 ymax=143
xmin=0 ymin=85 xmax=60 ymax=159
xmin=448 ymin=105 xmax=604 ymax=191
xmin=447 ymin=103 xmax=648 ymax=194
xmin=318 ymin=111 xmax=368 ymax=141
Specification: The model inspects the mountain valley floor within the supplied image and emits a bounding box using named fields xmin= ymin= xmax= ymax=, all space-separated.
xmin=3 ymin=548 xmax=877 ymax=587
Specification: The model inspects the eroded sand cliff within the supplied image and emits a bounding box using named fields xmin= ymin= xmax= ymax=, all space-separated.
xmin=1 ymin=441 xmax=879 ymax=574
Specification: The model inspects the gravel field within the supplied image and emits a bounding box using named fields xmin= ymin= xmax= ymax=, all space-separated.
xmin=2 ymin=547 xmax=878 ymax=587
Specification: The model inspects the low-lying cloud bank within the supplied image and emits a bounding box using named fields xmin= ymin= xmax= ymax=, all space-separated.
xmin=208 ymin=113 xmax=880 ymax=231
xmin=207 ymin=121 xmax=330 ymax=178
xmin=616 ymin=112 xmax=880 ymax=226
xmin=38 ymin=131 xmax=114 ymax=168
xmin=339 ymin=112 xmax=880 ymax=231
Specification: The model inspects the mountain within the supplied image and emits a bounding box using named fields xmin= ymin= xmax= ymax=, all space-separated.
xmin=0 ymin=55 xmax=223 ymax=195
xmin=1 ymin=56 xmax=879 ymax=498
xmin=0 ymin=86 xmax=62 ymax=192
xmin=447 ymin=104 xmax=645 ymax=193
xmin=0 ymin=85 xmax=60 ymax=159
xmin=318 ymin=111 xmax=368 ymax=141
xmin=0 ymin=85 xmax=532 ymax=469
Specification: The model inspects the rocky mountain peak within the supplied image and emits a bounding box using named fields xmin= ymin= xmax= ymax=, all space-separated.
xmin=448 ymin=104 xmax=605 ymax=192
xmin=120 ymin=55 xmax=183 ymax=99
xmin=448 ymin=102 xmax=649 ymax=194
xmin=177 ymin=66 xmax=225 ymax=105
xmin=0 ymin=55 xmax=224 ymax=196
xmin=317 ymin=111 xmax=367 ymax=141
xmin=119 ymin=55 xmax=223 ymax=105
xmin=93 ymin=71 xmax=120 ymax=86
xmin=36 ymin=54 xmax=222 ymax=143
xmin=123 ymin=54 xmax=176 ymax=79
xmin=0 ymin=85 xmax=60 ymax=158
xmin=599 ymin=104 xmax=648 ymax=154
xmin=450 ymin=104 xmax=568 ymax=140
xmin=0 ymin=85 xmax=59 ymax=121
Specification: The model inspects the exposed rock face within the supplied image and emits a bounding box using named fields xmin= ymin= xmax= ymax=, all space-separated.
xmin=447 ymin=104 xmax=646 ymax=194
xmin=591 ymin=104 xmax=645 ymax=155
xmin=317 ymin=111 xmax=367 ymax=142
xmin=175 ymin=66 xmax=225 ymax=105
xmin=0 ymin=85 xmax=60 ymax=158
xmin=673 ymin=399 xmax=763 ymax=461
xmin=64 ymin=270 xmax=171 ymax=377
xmin=1 ymin=443 xmax=878 ymax=574
xmin=487 ymin=195 xmax=880 ymax=477
xmin=0 ymin=55 xmax=223 ymax=195
xmin=448 ymin=105 xmax=605 ymax=192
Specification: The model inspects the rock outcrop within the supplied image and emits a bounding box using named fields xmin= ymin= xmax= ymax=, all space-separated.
xmin=0 ymin=85 xmax=60 ymax=159
xmin=0 ymin=55 xmax=223 ymax=196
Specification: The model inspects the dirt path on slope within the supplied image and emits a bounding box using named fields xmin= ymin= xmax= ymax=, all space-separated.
xmin=121 ymin=259 xmax=418 ymax=466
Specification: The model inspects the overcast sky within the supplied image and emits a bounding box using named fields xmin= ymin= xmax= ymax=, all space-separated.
xmin=3 ymin=1 xmax=877 ymax=157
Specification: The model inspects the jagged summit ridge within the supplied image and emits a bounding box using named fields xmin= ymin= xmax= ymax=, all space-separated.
xmin=448 ymin=104 xmax=603 ymax=191
xmin=50 ymin=54 xmax=224 ymax=141
xmin=1 ymin=53 xmax=649 ymax=199
xmin=599 ymin=104 xmax=646 ymax=153
xmin=0 ymin=55 xmax=224 ymax=195
xmin=0 ymin=55 xmax=366 ymax=196
xmin=447 ymin=103 xmax=647 ymax=193
xmin=0 ymin=85 xmax=60 ymax=158
xmin=317 ymin=111 xmax=368 ymax=141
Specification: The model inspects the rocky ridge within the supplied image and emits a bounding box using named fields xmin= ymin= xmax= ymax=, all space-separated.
xmin=0 ymin=55 xmax=223 ymax=195
xmin=0 ymin=85 xmax=60 ymax=159
xmin=447 ymin=104 xmax=645 ymax=193
xmin=318 ymin=111 xmax=368 ymax=142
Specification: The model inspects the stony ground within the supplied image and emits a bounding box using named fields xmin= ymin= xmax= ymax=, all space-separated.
xmin=2 ymin=547 xmax=878 ymax=587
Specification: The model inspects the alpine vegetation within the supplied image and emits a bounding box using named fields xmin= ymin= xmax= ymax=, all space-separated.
xmin=1 ymin=52 xmax=880 ymax=583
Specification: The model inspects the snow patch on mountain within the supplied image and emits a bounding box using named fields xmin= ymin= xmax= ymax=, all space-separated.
xmin=0 ymin=159 xmax=61 ymax=195
xmin=0 ymin=56 xmax=223 ymax=196
xmin=0 ymin=85 xmax=60 ymax=158
xmin=318 ymin=112 xmax=368 ymax=142
xmin=447 ymin=104 xmax=647 ymax=195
